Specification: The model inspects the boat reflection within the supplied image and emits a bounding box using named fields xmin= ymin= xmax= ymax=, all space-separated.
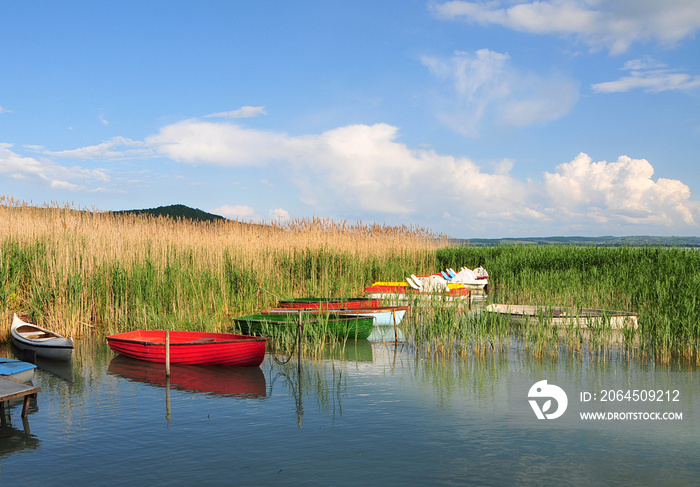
xmin=319 ymin=339 xmax=373 ymax=362
xmin=10 ymin=343 xmax=74 ymax=383
xmin=107 ymin=355 xmax=267 ymax=399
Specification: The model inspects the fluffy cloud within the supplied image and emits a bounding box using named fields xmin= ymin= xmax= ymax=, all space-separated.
xmin=212 ymin=205 xmax=290 ymax=224
xmin=145 ymin=119 xmax=531 ymax=218
xmin=544 ymin=153 xmax=697 ymax=226
xmin=268 ymin=208 xmax=291 ymax=223
xmin=421 ymin=49 xmax=579 ymax=135
xmin=145 ymin=120 xmax=310 ymax=165
xmin=0 ymin=143 xmax=109 ymax=192
xmin=210 ymin=204 xmax=258 ymax=221
xmin=431 ymin=0 xmax=700 ymax=54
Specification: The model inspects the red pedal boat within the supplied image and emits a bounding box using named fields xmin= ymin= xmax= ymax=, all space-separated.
xmin=106 ymin=330 xmax=266 ymax=366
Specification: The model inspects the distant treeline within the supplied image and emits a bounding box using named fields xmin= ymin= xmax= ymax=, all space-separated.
xmin=450 ymin=236 xmax=700 ymax=247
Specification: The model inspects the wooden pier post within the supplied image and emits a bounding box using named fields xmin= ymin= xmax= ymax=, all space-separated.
xmin=297 ymin=311 xmax=302 ymax=374
xmin=165 ymin=330 xmax=171 ymax=377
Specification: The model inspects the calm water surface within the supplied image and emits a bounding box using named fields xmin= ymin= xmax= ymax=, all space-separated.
xmin=1 ymin=338 xmax=699 ymax=486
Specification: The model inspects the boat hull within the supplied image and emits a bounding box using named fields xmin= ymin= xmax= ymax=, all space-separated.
xmin=106 ymin=330 xmax=267 ymax=366
xmin=11 ymin=315 xmax=74 ymax=362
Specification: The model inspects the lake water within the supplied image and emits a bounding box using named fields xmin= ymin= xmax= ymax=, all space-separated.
xmin=1 ymin=337 xmax=699 ymax=486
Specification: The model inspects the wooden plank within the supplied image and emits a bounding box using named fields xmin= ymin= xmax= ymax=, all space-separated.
xmin=0 ymin=378 xmax=41 ymax=418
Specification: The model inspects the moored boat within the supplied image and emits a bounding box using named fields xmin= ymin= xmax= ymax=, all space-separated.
xmin=11 ymin=314 xmax=74 ymax=362
xmin=0 ymin=358 xmax=37 ymax=383
xmin=235 ymin=313 xmax=374 ymax=340
xmin=364 ymin=281 xmax=473 ymax=306
xmin=106 ymin=330 xmax=267 ymax=366
xmin=264 ymin=305 xmax=409 ymax=341
xmin=264 ymin=305 xmax=409 ymax=326
xmin=485 ymin=304 xmax=638 ymax=330
xmin=277 ymin=297 xmax=382 ymax=309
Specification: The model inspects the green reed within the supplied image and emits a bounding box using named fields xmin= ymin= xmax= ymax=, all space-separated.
xmin=436 ymin=245 xmax=700 ymax=364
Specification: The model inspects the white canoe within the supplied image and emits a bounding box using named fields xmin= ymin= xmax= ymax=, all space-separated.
xmin=11 ymin=314 xmax=74 ymax=362
xmin=485 ymin=304 xmax=638 ymax=330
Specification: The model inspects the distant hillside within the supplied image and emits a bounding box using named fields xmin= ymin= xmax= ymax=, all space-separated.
xmin=450 ymin=235 xmax=700 ymax=247
xmin=113 ymin=204 xmax=225 ymax=222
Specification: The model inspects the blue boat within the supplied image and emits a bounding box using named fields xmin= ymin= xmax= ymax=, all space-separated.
xmin=0 ymin=358 xmax=37 ymax=383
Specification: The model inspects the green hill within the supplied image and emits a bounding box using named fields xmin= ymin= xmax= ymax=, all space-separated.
xmin=113 ymin=204 xmax=225 ymax=222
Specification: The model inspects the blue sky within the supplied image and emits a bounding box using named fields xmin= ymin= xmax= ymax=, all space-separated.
xmin=1 ymin=0 xmax=699 ymax=239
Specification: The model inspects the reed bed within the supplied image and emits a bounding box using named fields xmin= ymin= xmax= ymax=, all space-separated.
xmin=0 ymin=197 xmax=440 ymax=341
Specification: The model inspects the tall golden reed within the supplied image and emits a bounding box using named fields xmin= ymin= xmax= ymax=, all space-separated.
xmin=0 ymin=197 xmax=443 ymax=336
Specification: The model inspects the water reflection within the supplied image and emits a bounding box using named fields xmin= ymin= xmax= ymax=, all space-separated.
xmin=1 ymin=335 xmax=699 ymax=485
xmin=319 ymin=339 xmax=373 ymax=362
xmin=107 ymin=355 xmax=267 ymax=399
xmin=267 ymin=340 xmax=376 ymax=427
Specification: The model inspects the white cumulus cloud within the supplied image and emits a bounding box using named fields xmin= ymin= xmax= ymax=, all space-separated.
xmin=210 ymin=204 xmax=258 ymax=221
xmin=544 ymin=153 xmax=697 ymax=226
xmin=145 ymin=119 xmax=538 ymax=219
xmin=268 ymin=208 xmax=291 ymax=223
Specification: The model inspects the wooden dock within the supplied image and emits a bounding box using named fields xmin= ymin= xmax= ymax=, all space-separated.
xmin=0 ymin=378 xmax=40 ymax=418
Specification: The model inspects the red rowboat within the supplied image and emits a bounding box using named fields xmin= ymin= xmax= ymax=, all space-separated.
xmin=106 ymin=330 xmax=266 ymax=366
xmin=277 ymin=297 xmax=382 ymax=309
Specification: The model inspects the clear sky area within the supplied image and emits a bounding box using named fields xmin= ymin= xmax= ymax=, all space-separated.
xmin=1 ymin=1 xmax=699 ymax=238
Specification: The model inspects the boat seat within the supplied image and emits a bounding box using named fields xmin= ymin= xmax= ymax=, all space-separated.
xmin=22 ymin=333 xmax=54 ymax=339
xmin=187 ymin=337 xmax=217 ymax=344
